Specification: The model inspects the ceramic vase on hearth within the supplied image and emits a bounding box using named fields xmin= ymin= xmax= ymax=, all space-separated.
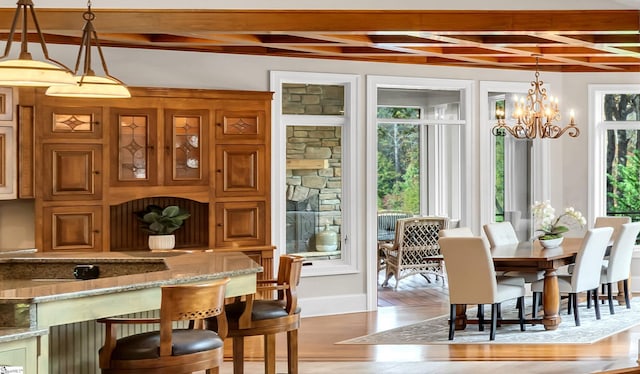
xmin=316 ymin=224 xmax=338 ymax=252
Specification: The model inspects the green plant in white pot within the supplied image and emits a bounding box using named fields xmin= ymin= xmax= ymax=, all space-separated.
xmin=136 ymin=205 xmax=191 ymax=250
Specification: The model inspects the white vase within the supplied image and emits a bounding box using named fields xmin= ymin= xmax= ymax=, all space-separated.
xmin=539 ymin=236 xmax=564 ymax=249
xmin=148 ymin=234 xmax=175 ymax=250
xmin=316 ymin=224 xmax=338 ymax=252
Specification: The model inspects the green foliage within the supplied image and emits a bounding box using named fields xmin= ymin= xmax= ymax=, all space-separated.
xmin=377 ymin=120 xmax=420 ymax=214
xmin=608 ymin=149 xmax=640 ymax=219
xmin=136 ymin=205 xmax=191 ymax=235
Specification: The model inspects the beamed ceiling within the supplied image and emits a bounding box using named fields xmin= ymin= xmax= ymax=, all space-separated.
xmin=1 ymin=9 xmax=640 ymax=72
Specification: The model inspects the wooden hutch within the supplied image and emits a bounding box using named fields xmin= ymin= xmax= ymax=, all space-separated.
xmin=17 ymin=87 xmax=274 ymax=276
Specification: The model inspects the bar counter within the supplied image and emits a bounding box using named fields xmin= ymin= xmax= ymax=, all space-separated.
xmin=0 ymin=250 xmax=263 ymax=374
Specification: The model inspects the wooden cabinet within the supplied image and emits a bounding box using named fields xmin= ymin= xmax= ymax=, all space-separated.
xmin=26 ymin=87 xmax=273 ymax=269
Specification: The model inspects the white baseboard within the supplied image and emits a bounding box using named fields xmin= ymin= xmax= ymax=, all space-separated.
xmin=298 ymin=293 xmax=367 ymax=318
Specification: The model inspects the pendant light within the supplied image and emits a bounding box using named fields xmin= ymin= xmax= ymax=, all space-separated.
xmin=46 ymin=1 xmax=131 ymax=98
xmin=0 ymin=0 xmax=75 ymax=87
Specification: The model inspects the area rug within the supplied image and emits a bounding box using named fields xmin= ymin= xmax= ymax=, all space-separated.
xmin=338 ymin=298 xmax=640 ymax=345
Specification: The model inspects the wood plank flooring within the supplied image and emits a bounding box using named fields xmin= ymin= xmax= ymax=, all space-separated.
xmin=215 ymin=272 xmax=640 ymax=373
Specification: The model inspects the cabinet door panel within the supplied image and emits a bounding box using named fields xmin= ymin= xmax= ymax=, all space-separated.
xmin=215 ymin=109 xmax=265 ymax=144
xmin=0 ymin=126 xmax=15 ymax=199
xmin=44 ymin=206 xmax=102 ymax=251
xmin=43 ymin=144 xmax=102 ymax=200
xmin=110 ymin=108 xmax=158 ymax=186
xmin=165 ymin=109 xmax=209 ymax=185
xmin=215 ymin=201 xmax=266 ymax=247
xmin=216 ymin=145 xmax=265 ymax=197
xmin=40 ymin=106 xmax=102 ymax=139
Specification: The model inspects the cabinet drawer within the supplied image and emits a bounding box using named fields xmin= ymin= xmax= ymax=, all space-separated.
xmin=215 ymin=109 xmax=265 ymax=144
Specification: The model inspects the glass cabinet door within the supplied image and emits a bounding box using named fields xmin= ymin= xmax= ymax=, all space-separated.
xmin=166 ymin=109 xmax=209 ymax=185
xmin=112 ymin=108 xmax=157 ymax=186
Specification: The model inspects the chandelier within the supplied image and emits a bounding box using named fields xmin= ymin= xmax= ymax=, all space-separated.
xmin=46 ymin=1 xmax=131 ymax=98
xmin=0 ymin=0 xmax=75 ymax=87
xmin=492 ymin=56 xmax=579 ymax=139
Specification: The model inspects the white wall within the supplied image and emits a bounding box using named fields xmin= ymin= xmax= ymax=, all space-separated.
xmin=44 ymin=44 xmax=613 ymax=316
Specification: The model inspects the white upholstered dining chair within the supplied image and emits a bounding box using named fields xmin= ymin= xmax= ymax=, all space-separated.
xmin=600 ymin=222 xmax=640 ymax=314
xmin=595 ymin=216 xmax=631 ymax=248
xmin=439 ymin=236 xmax=526 ymax=341
xmin=531 ymin=227 xmax=613 ymax=326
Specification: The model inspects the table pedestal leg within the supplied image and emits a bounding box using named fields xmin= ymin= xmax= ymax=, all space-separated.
xmin=542 ymin=269 xmax=562 ymax=330
xmin=454 ymin=304 xmax=467 ymax=330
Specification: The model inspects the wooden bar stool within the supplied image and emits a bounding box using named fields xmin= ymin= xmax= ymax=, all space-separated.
xmin=210 ymin=255 xmax=303 ymax=374
xmin=97 ymin=278 xmax=229 ymax=374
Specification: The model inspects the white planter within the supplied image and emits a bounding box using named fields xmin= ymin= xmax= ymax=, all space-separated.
xmin=539 ymin=236 xmax=564 ymax=249
xmin=148 ymin=235 xmax=175 ymax=250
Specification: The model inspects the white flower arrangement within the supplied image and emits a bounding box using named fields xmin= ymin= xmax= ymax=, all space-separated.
xmin=532 ymin=200 xmax=587 ymax=240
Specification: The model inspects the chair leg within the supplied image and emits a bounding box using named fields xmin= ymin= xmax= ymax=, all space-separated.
xmin=624 ymin=279 xmax=631 ymax=309
xmin=233 ymin=337 xmax=245 ymax=374
xmin=531 ymin=292 xmax=537 ymax=318
xmin=490 ymin=303 xmax=498 ymax=341
xmin=567 ymin=294 xmax=572 ymax=315
xmin=287 ymin=329 xmax=299 ymax=374
xmin=264 ymin=333 xmax=277 ymax=374
xmin=518 ymin=296 xmax=526 ymax=331
xmin=449 ymin=304 xmax=456 ymax=340
xmin=594 ymin=287 xmax=601 ymax=320
xmin=607 ymin=283 xmax=615 ymax=315
xmin=572 ymin=293 xmax=580 ymax=326
xmin=478 ymin=304 xmax=484 ymax=331
xmin=602 ymin=283 xmax=607 ymax=304
xmin=587 ymin=290 xmax=592 ymax=309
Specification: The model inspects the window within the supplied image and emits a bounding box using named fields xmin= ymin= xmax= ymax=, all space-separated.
xmin=591 ymin=87 xmax=640 ymax=224
xmin=271 ymin=72 xmax=358 ymax=276
xmin=377 ymin=106 xmax=421 ymax=214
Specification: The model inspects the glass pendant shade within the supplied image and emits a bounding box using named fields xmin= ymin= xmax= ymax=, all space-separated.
xmin=46 ymin=75 xmax=132 ymax=98
xmin=0 ymin=59 xmax=75 ymax=87
xmin=0 ymin=0 xmax=75 ymax=87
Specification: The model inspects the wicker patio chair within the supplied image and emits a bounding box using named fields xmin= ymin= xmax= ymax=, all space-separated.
xmin=381 ymin=216 xmax=450 ymax=290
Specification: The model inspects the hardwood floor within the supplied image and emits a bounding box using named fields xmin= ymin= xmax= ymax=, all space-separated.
xmin=216 ymin=272 xmax=640 ymax=373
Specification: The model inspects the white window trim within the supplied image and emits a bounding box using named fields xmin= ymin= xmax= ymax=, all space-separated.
xmin=270 ymin=71 xmax=360 ymax=277
xmin=366 ymin=75 xmax=474 ymax=311
xmin=588 ymin=84 xmax=640 ymax=223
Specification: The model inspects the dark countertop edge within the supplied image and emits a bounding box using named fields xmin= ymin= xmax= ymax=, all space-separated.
xmin=26 ymin=267 xmax=262 ymax=304
xmin=0 ymin=327 xmax=48 ymax=344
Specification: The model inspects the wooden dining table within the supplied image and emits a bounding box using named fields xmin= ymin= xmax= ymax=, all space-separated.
xmin=455 ymin=237 xmax=582 ymax=331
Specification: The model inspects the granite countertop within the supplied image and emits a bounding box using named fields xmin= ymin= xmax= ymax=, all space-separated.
xmin=0 ymin=250 xmax=262 ymax=303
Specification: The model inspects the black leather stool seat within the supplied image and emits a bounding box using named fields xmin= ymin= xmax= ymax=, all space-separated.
xmin=226 ymin=300 xmax=301 ymax=321
xmin=110 ymin=329 xmax=222 ymax=360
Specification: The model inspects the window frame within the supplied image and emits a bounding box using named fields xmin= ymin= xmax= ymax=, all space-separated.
xmin=588 ymin=85 xmax=640 ymax=222
xmin=270 ymin=71 xmax=359 ymax=277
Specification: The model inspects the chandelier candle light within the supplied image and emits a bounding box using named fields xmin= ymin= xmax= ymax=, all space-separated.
xmin=492 ymin=55 xmax=580 ymax=139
